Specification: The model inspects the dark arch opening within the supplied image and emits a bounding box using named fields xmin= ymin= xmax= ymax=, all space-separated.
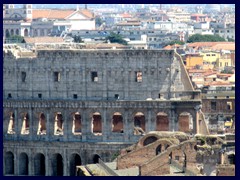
xmin=8 ymin=112 xmax=15 ymax=134
xmin=38 ymin=113 xmax=46 ymax=135
xmin=34 ymin=153 xmax=45 ymax=176
xmin=156 ymin=144 xmax=162 ymax=155
xmin=19 ymin=153 xmax=28 ymax=175
xmin=134 ymin=112 xmax=145 ymax=135
xmin=143 ymin=136 xmax=158 ymax=146
xmin=54 ymin=112 xmax=63 ymax=135
xmin=52 ymin=154 xmax=63 ymax=176
xmin=156 ymin=112 xmax=169 ymax=131
xmin=21 ymin=113 xmax=29 ymax=134
xmin=93 ymin=154 xmax=101 ymax=164
xmin=70 ymin=154 xmax=82 ymax=176
xmin=5 ymin=151 xmax=14 ymax=175
xmin=92 ymin=112 xmax=102 ymax=135
xmin=73 ymin=112 xmax=82 ymax=135
xmin=112 ymin=112 xmax=123 ymax=133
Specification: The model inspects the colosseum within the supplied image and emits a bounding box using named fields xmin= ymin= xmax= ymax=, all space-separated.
xmin=3 ymin=44 xmax=207 ymax=176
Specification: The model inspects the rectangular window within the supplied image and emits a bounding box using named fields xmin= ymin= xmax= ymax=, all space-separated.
xmin=135 ymin=71 xmax=142 ymax=82
xmin=211 ymin=102 xmax=217 ymax=110
xmin=227 ymin=102 xmax=232 ymax=110
xmin=175 ymin=156 xmax=179 ymax=160
xmin=38 ymin=94 xmax=42 ymax=99
xmin=91 ymin=71 xmax=98 ymax=82
xmin=54 ymin=72 xmax=61 ymax=82
xmin=8 ymin=93 xmax=12 ymax=99
xmin=225 ymin=62 xmax=228 ymax=66
xmin=73 ymin=94 xmax=78 ymax=99
xmin=21 ymin=72 xmax=26 ymax=82
xmin=115 ymin=94 xmax=119 ymax=100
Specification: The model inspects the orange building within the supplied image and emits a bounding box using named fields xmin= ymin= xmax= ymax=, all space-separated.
xmin=184 ymin=53 xmax=203 ymax=69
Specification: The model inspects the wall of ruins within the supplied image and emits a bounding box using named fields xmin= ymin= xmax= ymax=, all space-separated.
xmin=3 ymin=49 xmax=197 ymax=101
xmin=3 ymin=141 xmax=129 ymax=176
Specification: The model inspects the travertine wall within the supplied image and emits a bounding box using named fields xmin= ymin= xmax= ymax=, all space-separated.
xmin=3 ymin=46 xmax=202 ymax=176
xmin=3 ymin=49 xmax=194 ymax=100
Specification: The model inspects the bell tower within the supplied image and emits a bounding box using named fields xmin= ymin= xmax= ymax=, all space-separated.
xmin=23 ymin=4 xmax=32 ymax=20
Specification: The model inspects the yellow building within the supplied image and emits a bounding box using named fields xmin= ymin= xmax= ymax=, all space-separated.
xmin=200 ymin=51 xmax=220 ymax=65
xmin=184 ymin=54 xmax=203 ymax=69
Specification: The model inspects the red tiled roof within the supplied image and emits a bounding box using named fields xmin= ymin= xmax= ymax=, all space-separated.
xmin=32 ymin=9 xmax=94 ymax=20
xmin=187 ymin=42 xmax=234 ymax=48
xmin=32 ymin=9 xmax=75 ymax=19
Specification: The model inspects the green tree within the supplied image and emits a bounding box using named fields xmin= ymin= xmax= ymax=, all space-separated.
xmin=73 ymin=35 xmax=83 ymax=43
xmin=95 ymin=17 xmax=104 ymax=27
xmin=166 ymin=40 xmax=185 ymax=46
xmin=105 ymin=32 xmax=127 ymax=45
xmin=8 ymin=35 xmax=24 ymax=43
xmin=187 ymin=34 xmax=226 ymax=43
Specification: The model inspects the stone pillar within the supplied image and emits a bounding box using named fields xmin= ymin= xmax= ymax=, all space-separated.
xmin=123 ymin=109 xmax=130 ymax=142
xmin=45 ymin=149 xmax=50 ymax=176
xmin=29 ymin=108 xmax=33 ymax=140
xmin=146 ymin=109 xmax=152 ymax=132
xmin=46 ymin=152 xmax=52 ymax=176
xmin=103 ymin=108 xmax=107 ymax=141
xmin=63 ymin=149 xmax=67 ymax=176
xmin=17 ymin=110 xmax=22 ymax=137
xmin=63 ymin=110 xmax=68 ymax=141
xmin=46 ymin=111 xmax=52 ymax=140
xmin=14 ymin=109 xmax=18 ymax=138
xmin=81 ymin=109 xmax=87 ymax=141
xmin=14 ymin=150 xmax=18 ymax=175
xmin=28 ymin=152 xmax=33 ymax=175
xmin=170 ymin=109 xmax=178 ymax=131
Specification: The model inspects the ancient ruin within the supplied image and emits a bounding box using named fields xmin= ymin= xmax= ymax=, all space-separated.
xmin=3 ymin=44 xmax=209 ymax=176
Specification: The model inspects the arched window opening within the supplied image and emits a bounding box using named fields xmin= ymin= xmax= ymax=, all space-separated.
xmin=72 ymin=112 xmax=82 ymax=135
xmin=19 ymin=153 xmax=28 ymax=175
xmin=24 ymin=29 xmax=29 ymax=37
xmin=134 ymin=112 xmax=145 ymax=135
xmin=21 ymin=113 xmax=29 ymax=135
xmin=15 ymin=29 xmax=19 ymax=35
xmin=38 ymin=113 xmax=46 ymax=135
xmin=92 ymin=112 xmax=102 ymax=136
xmin=112 ymin=112 xmax=123 ymax=133
xmin=34 ymin=153 xmax=45 ymax=176
xmin=178 ymin=112 xmax=193 ymax=133
xmin=5 ymin=151 xmax=14 ymax=175
xmin=54 ymin=112 xmax=63 ymax=135
xmin=7 ymin=113 xmax=15 ymax=134
xmin=93 ymin=154 xmax=101 ymax=164
xmin=6 ymin=29 xmax=10 ymax=38
xmin=156 ymin=112 xmax=169 ymax=131
xmin=156 ymin=144 xmax=162 ymax=155
xmin=70 ymin=154 xmax=81 ymax=176
xmin=10 ymin=29 xmax=14 ymax=36
xmin=52 ymin=154 xmax=63 ymax=176
xmin=143 ymin=136 xmax=158 ymax=146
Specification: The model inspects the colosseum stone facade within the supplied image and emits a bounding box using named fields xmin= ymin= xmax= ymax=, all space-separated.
xmin=3 ymin=44 xmax=203 ymax=176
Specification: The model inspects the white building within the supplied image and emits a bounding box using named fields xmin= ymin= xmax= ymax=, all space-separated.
xmin=3 ymin=4 xmax=95 ymax=42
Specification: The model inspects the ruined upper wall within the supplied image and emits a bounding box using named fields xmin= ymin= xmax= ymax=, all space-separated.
xmin=3 ymin=44 xmax=195 ymax=101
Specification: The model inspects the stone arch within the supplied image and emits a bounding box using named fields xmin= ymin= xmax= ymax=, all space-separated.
xmin=156 ymin=144 xmax=162 ymax=155
xmin=112 ymin=112 xmax=124 ymax=133
xmin=54 ymin=112 xmax=63 ymax=135
xmin=21 ymin=113 xmax=29 ymax=135
xmin=10 ymin=29 xmax=14 ymax=36
xmin=52 ymin=153 xmax=63 ymax=176
xmin=72 ymin=112 xmax=82 ymax=135
xmin=156 ymin=112 xmax=169 ymax=131
xmin=6 ymin=29 xmax=10 ymax=38
xmin=19 ymin=152 xmax=28 ymax=175
xmin=38 ymin=113 xmax=46 ymax=135
xmin=92 ymin=112 xmax=102 ymax=135
xmin=69 ymin=153 xmax=82 ymax=176
xmin=15 ymin=29 xmax=19 ymax=36
xmin=5 ymin=151 xmax=14 ymax=175
xmin=133 ymin=112 xmax=145 ymax=135
xmin=143 ymin=136 xmax=158 ymax=146
xmin=93 ymin=154 xmax=101 ymax=164
xmin=34 ymin=153 xmax=45 ymax=176
xmin=24 ymin=29 xmax=29 ymax=37
xmin=178 ymin=112 xmax=193 ymax=133
xmin=7 ymin=112 xmax=15 ymax=134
